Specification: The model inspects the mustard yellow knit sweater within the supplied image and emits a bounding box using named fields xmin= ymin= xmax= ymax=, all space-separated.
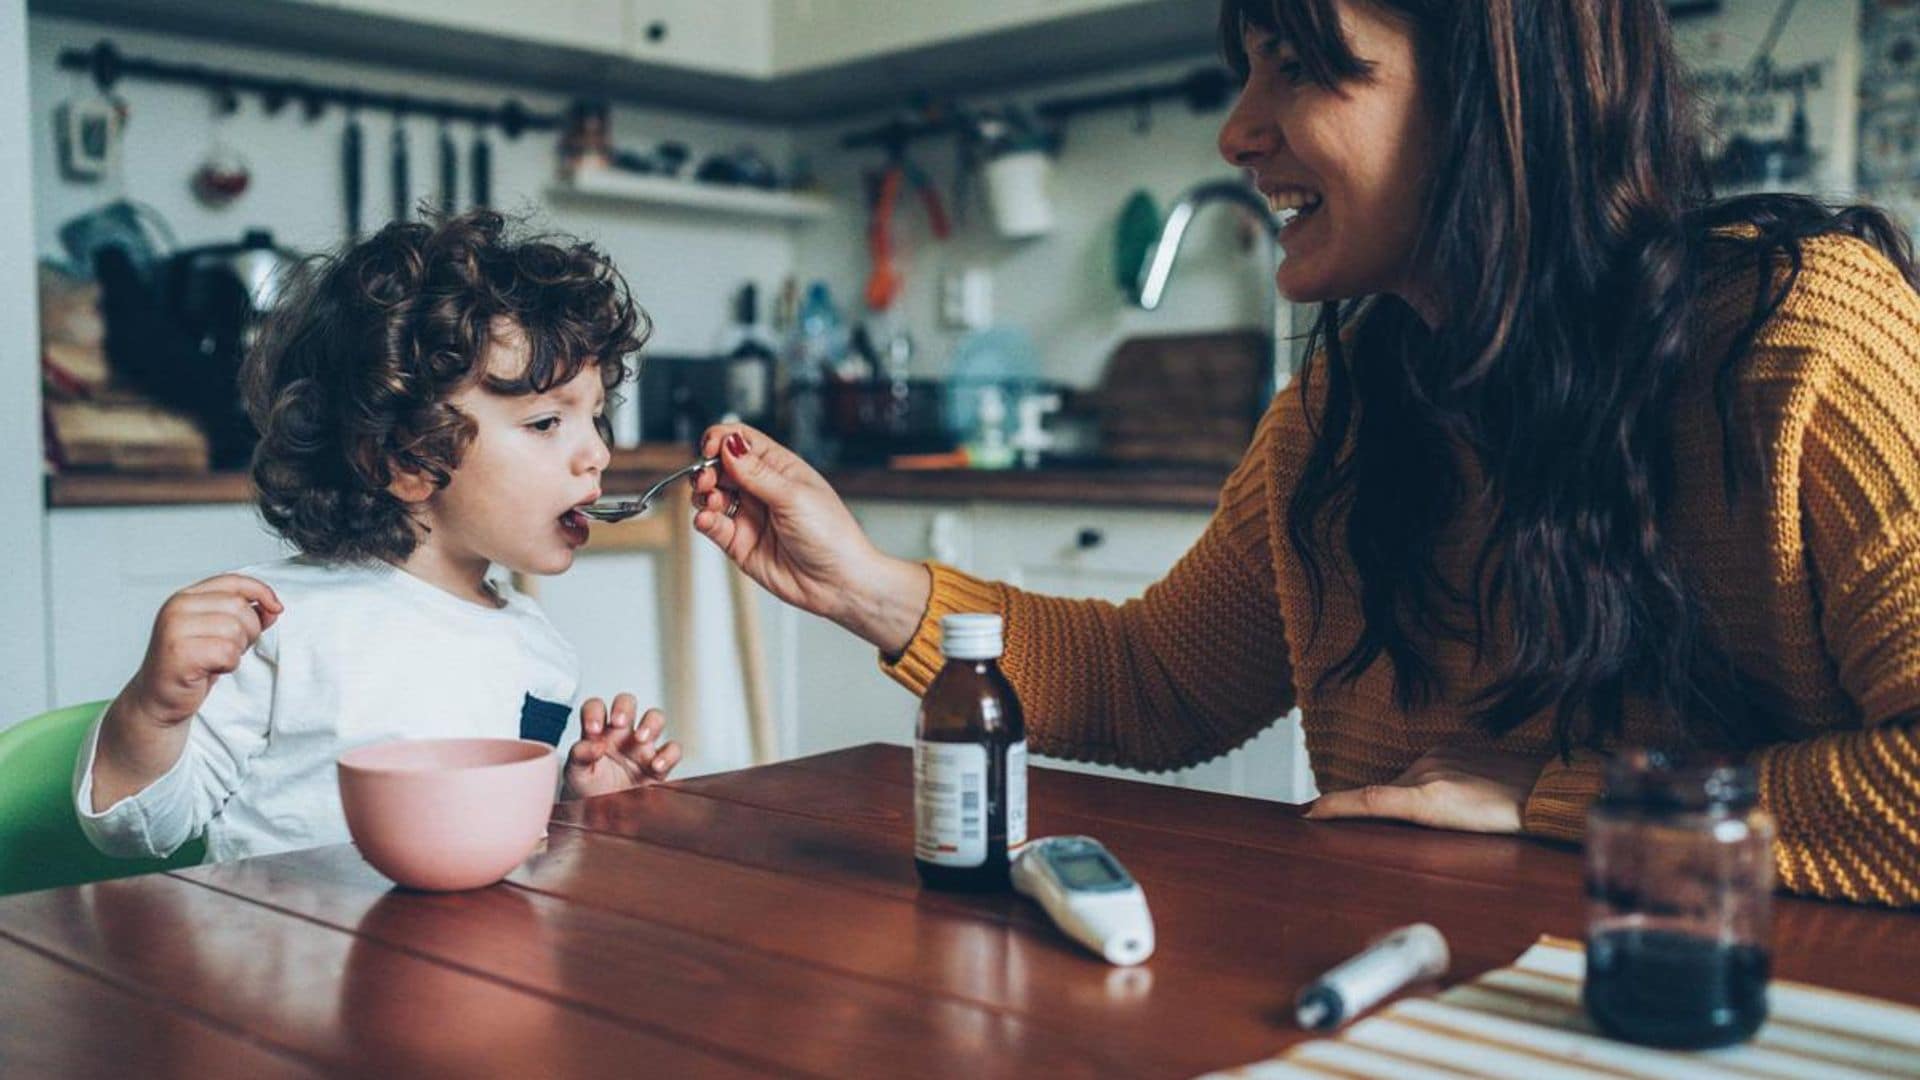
xmin=884 ymin=233 xmax=1920 ymax=907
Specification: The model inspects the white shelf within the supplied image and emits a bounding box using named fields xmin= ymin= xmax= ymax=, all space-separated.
xmin=549 ymin=169 xmax=834 ymax=223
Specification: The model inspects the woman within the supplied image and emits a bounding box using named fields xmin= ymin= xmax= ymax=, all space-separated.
xmin=692 ymin=0 xmax=1920 ymax=907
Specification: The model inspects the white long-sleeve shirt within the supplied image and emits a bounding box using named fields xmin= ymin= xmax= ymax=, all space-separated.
xmin=74 ymin=557 xmax=579 ymax=864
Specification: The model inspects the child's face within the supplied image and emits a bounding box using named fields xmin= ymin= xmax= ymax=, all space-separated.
xmin=419 ymin=328 xmax=611 ymax=582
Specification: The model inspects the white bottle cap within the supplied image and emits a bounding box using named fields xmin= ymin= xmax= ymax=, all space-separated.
xmin=940 ymin=613 xmax=1004 ymax=660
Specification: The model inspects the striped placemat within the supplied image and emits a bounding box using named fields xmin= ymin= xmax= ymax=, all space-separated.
xmin=1203 ymin=936 xmax=1920 ymax=1079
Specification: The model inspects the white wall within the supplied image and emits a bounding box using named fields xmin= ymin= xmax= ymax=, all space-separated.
xmin=792 ymin=57 xmax=1277 ymax=392
xmin=29 ymin=14 xmax=809 ymax=355
xmin=1673 ymin=0 xmax=1864 ymax=200
xmin=2 ymin=0 xmax=52 ymax=726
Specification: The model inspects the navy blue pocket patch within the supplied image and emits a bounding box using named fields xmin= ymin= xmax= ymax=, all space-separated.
xmin=519 ymin=694 xmax=571 ymax=747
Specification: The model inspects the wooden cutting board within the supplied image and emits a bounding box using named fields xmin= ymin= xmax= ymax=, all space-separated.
xmin=47 ymin=399 xmax=210 ymax=472
xmin=1095 ymin=331 xmax=1269 ymax=467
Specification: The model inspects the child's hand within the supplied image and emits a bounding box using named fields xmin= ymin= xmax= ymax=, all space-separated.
xmin=563 ymin=693 xmax=682 ymax=798
xmin=122 ymin=574 xmax=283 ymax=728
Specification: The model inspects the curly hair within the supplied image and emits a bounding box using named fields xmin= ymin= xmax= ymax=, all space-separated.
xmin=243 ymin=210 xmax=648 ymax=562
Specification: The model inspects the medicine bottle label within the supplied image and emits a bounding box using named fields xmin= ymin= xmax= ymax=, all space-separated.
xmin=1007 ymin=739 xmax=1028 ymax=851
xmin=916 ymin=741 xmax=987 ymax=866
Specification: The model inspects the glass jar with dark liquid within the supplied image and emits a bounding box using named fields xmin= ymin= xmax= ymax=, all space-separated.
xmin=1584 ymin=750 xmax=1774 ymax=1049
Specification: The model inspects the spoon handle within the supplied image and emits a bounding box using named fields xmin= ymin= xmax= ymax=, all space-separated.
xmin=646 ymin=455 xmax=721 ymax=504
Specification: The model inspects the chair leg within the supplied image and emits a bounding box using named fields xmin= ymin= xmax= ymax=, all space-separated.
xmin=662 ymin=509 xmax=699 ymax=763
xmin=729 ymin=565 xmax=778 ymax=764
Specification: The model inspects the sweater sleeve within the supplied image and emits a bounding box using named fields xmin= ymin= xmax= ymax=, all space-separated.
xmin=1521 ymin=752 xmax=1608 ymax=842
xmin=1762 ymin=494 xmax=1920 ymax=907
xmin=1524 ymin=239 xmax=1920 ymax=909
xmin=1766 ymin=240 xmax=1920 ymax=906
xmin=880 ymin=406 xmax=1296 ymax=771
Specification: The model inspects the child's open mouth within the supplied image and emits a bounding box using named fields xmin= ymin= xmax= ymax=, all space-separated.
xmin=559 ymin=507 xmax=591 ymax=546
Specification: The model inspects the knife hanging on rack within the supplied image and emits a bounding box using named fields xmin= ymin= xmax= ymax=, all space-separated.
xmin=342 ymin=104 xmax=363 ymax=239
xmin=470 ymin=122 xmax=492 ymax=209
xmin=438 ymin=114 xmax=457 ymax=216
xmin=390 ymin=111 xmax=410 ymax=223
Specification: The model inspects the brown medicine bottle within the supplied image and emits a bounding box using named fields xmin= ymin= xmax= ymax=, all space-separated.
xmin=914 ymin=613 xmax=1028 ymax=892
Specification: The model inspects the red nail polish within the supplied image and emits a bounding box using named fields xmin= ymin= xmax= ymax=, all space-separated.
xmin=725 ymin=433 xmax=749 ymax=456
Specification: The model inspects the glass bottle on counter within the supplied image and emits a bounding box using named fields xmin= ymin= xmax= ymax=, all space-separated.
xmin=1584 ymin=750 xmax=1774 ymax=1049
xmin=716 ymin=283 xmax=777 ymax=431
xmin=914 ymin=613 xmax=1027 ymax=892
xmin=780 ymin=281 xmax=843 ymax=463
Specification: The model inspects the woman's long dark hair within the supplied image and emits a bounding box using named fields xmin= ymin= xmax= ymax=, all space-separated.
xmin=1221 ymin=0 xmax=1919 ymax=753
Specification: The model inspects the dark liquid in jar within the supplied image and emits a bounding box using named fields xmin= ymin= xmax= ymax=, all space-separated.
xmin=1584 ymin=928 xmax=1770 ymax=1048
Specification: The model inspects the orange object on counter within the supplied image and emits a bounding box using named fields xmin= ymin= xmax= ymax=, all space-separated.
xmin=887 ymin=449 xmax=972 ymax=471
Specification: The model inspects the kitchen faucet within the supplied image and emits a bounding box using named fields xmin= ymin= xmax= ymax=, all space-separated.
xmin=1131 ymin=178 xmax=1293 ymax=394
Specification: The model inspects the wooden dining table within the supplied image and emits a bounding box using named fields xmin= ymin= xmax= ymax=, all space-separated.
xmin=3 ymin=743 xmax=1916 ymax=1077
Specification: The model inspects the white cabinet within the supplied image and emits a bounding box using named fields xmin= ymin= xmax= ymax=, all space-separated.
xmin=44 ymin=506 xmax=293 ymax=708
xmin=970 ymin=505 xmax=1312 ymax=803
xmin=626 ymin=0 xmax=774 ymax=77
xmin=783 ymin=498 xmax=1314 ymax=804
xmin=305 ymin=0 xmax=781 ymax=77
xmin=771 ymin=0 xmax=1155 ymax=73
xmin=34 ymin=0 xmax=1215 ymax=116
xmin=787 ymin=502 xmax=970 ymax=755
xmin=327 ymin=0 xmax=632 ymax=56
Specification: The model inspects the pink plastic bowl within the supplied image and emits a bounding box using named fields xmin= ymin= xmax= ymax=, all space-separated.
xmin=337 ymin=738 xmax=559 ymax=891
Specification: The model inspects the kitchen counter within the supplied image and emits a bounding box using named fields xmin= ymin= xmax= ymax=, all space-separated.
xmin=43 ymin=445 xmax=696 ymax=509
xmin=46 ymin=449 xmax=1231 ymax=511
xmin=828 ymin=463 xmax=1226 ymax=510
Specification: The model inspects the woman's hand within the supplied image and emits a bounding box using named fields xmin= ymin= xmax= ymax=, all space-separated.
xmin=1304 ymin=744 xmax=1543 ymax=834
xmin=563 ymin=693 xmax=681 ymax=799
xmin=691 ymin=425 xmax=931 ymax=654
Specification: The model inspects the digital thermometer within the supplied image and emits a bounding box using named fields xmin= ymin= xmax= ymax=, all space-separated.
xmin=1011 ymin=836 xmax=1154 ymax=966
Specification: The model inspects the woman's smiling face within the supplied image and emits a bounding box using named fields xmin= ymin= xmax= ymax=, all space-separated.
xmin=1217 ymin=0 xmax=1436 ymax=314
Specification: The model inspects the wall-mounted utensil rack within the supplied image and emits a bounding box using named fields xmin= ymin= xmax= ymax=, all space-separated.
xmin=57 ymin=39 xmax=560 ymax=136
xmin=839 ymin=65 xmax=1234 ymax=153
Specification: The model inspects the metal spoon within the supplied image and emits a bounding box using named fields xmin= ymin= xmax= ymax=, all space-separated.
xmin=579 ymin=456 xmax=720 ymax=523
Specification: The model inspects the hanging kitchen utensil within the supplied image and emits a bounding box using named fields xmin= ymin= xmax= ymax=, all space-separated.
xmin=390 ymin=110 xmax=410 ymax=223
xmin=1115 ymin=189 xmax=1162 ymax=301
xmin=865 ymin=168 xmax=905 ymax=311
xmin=342 ymin=102 xmax=364 ymax=239
xmin=190 ymin=84 xmax=250 ymax=208
xmin=54 ymin=75 xmax=126 ymax=183
xmin=470 ymin=122 xmax=492 ymax=209
xmin=864 ymin=151 xmax=951 ymax=312
xmin=437 ymin=114 xmax=457 ymax=215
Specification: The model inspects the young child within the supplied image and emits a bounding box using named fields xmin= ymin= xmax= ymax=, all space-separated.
xmin=74 ymin=210 xmax=681 ymax=864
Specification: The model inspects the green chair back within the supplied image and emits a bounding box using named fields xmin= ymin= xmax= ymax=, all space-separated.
xmin=0 ymin=701 xmax=204 ymax=896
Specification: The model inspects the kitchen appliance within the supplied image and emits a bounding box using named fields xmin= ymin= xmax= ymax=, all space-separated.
xmin=823 ymin=378 xmax=950 ymax=466
xmin=639 ymin=354 xmax=731 ymax=446
xmin=95 ymin=228 xmax=302 ymax=468
xmin=57 ymin=199 xmax=173 ymax=282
